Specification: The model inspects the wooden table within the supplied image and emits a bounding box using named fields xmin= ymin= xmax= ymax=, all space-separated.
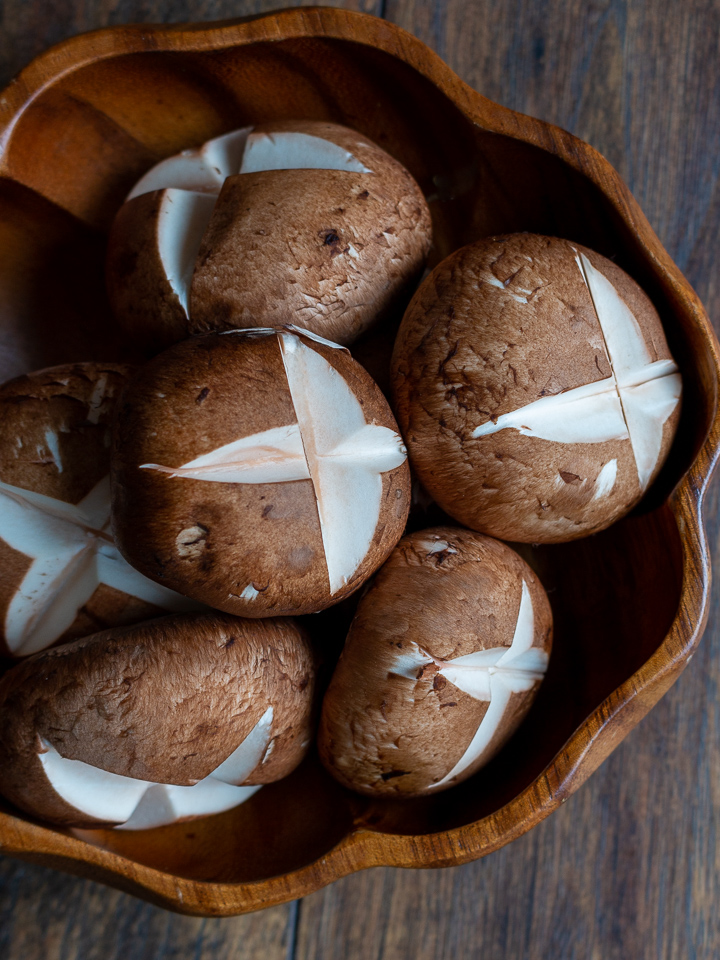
xmin=1 ymin=1 xmax=718 ymax=957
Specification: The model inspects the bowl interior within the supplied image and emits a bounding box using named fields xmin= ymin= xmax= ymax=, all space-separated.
xmin=0 ymin=34 xmax=706 ymax=884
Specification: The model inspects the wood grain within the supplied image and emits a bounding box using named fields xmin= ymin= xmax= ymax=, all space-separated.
xmin=0 ymin=858 xmax=294 ymax=960
xmin=0 ymin=1 xmax=718 ymax=958
xmin=0 ymin=0 xmax=384 ymax=89
xmin=297 ymin=2 xmax=720 ymax=958
xmin=296 ymin=639 xmax=720 ymax=960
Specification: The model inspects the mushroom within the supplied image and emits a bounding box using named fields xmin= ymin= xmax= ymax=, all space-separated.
xmin=111 ymin=326 xmax=411 ymax=616
xmin=106 ymin=121 xmax=432 ymax=352
xmin=391 ymin=234 xmax=682 ymax=542
xmin=0 ymin=612 xmax=316 ymax=828
xmin=317 ymin=527 xmax=552 ymax=796
xmin=0 ymin=363 xmax=200 ymax=658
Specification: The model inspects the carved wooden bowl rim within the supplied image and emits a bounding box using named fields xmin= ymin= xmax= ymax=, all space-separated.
xmin=0 ymin=6 xmax=718 ymax=917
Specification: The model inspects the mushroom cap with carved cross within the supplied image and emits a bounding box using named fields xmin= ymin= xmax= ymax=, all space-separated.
xmin=106 ymin=120 xmax=432 ymax=353
xmin=0 ymin=612 xmax=316 ymax=828
xmin=0 ymin=363 xmax=202 ymax=658
xmin=317 ymin=527 xmax=552 ymax=796
xmin=391 ymin=234 xmax=682 ymax=543
xmin=111 ymin=327 xmax=411 ymax=617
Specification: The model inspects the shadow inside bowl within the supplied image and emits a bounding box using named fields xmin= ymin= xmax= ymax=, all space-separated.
xmin=0 ymin=30 xmax=706 ymax=884
xmin=71 ymin=752 xmax=355 ymax=884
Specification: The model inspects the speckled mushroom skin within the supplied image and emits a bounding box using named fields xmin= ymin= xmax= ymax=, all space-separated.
xmin=391 ymin=234 xmax=681 ymax=543
xmin=0 ymin=612 xmax=316 ymax=827
xmin=107 ymin=120 xmax=432 ymax=352
xmin=0 ymin=363 xmax=129 ymax=499
xmin=189 ymin=121 xmax=431 ymax=345
xmin=318 ymin=527 xmax=553 ymax=796
xmin=106 ymin=191 xmax=190 ymax=354
xmin=111 ymin=329 xmax=410 ymax=616
xmin=0 ymin=363 xmax=177 ymax=654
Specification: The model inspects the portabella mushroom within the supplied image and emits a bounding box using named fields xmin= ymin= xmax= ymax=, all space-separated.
xmin=111 ymin=326 xmax=411 ymax=616
xmin=318 ymin=527 xmax=552 ymax=796
xmin=391 ymin=234 xmax=682 ymax=542
xmin=0 ymin=612 xmax=316 ymax=829
xmin=107 ymin=120 xmax=432 ymax=352
xmin=0 ymin=363 xmax=200 ymax=658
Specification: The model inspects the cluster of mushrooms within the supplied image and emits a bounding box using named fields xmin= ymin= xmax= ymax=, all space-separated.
xmin=0 ymin=121 xmax=682 ymax=831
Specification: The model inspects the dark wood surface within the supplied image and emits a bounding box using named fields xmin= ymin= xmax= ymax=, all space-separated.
xmin=0 ymin=1 xmax=719 ymax=957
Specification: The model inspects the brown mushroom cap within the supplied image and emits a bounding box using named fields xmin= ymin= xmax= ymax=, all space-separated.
xmin=0 ymin=362 xmax=132 ymax=497
xmin=0 ymin=612 xmax=316 ymax=827
xmin=0 ymin=363 xmax=200 ymax=658
xmin=105 ymin=190 xmax=213 ymax=355
xmin=318 ymin=527 xmax=552 ymax=796
xmin=111 ymin=327 xmax=411 ymax=617
xmin=391 ymin=234 xmax=682 ymax=543
xmin=106 ymin=120 xmax=432 ymax=352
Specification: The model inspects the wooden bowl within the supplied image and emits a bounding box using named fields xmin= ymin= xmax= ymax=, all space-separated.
xmin=0 ymin=7 xmax=718 ymax=917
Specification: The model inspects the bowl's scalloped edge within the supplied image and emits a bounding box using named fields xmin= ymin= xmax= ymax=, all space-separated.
xmin=0 ymin=5 xmax=718 ymax=916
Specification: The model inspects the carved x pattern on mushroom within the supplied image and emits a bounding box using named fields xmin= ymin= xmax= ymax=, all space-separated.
xmin=38 ymin=706 xmax=274 ymax=831
xmin=0 ymin=476 xmax=199 ymax=656
xmin=142 ymin=328 xmax=408 ymax=594
xmin=391 ymin=578 xmax=548 ymax=788
xmin=127 ymin=127 xmax=372 ymax=318
xmin=472 ymin=252 xmax=682 ymax=492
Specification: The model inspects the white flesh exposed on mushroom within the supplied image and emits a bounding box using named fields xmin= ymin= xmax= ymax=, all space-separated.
xmin=432 ymin=580 xmax=545 ymax=787
xmin=141 ymin=424 xmax=310 ymax=484
xmin=577 ymin=253 xmax=681 ymax=489
xmin=417 ymin=539 xmax=457 ymax=554
xmin=211 ymin=707 xmax=274 ymax=785
xmin=278 ymin=332 xmax=407 ymax=593
xmin=281 ymin=323 xmax=347 ymax=351
xmin=577 ymin=254 xmax=651 ymax=380
xmin=471 ymin=377 xmax=628 ymax=444
xmin=39 ymin=739 xmax=152 ymax=823
xmin=126 ymin=128 xmax=371 ymax=316
xmin=127 ymin=128 xmax=252 ymax=200
xmin=117 ymin=780 xmax=260 ymax=831
xmin=39 ymin=707 xmax=273 ymax=829
xmin=157 ymin=190 xmax=216 ymax=316
xmin=144 ymin=331 xmax=407 ymax=595
xmin=0 ymin=477 xmax=201 ymax=657
xmin=201 ymin=127 xmax=253 ymax=184
xmin=43 ymin=430 xmax=63 ymax=473
xmin=471 ymin=255 xmax=681 ymax=491
xmin=239 ymin=131 xmax=371 ymax=174
xmin=389 ymin=581 xmax=548 ymax=788
xmin=592 ymin=459 xmax=618 ymax=499
xmin=615 ymin=369 xmax=682 ymax=490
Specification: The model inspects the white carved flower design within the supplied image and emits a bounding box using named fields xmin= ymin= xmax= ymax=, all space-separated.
xmin=471 ymin=253 xmax=682 ymax=493
xmin=142 ymin=329 xmax=408 ymax=595
xmin=0 ymin=475 xmax=199 ymax=657
xmin=391 ymin=578 xmax=547 ymax=788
